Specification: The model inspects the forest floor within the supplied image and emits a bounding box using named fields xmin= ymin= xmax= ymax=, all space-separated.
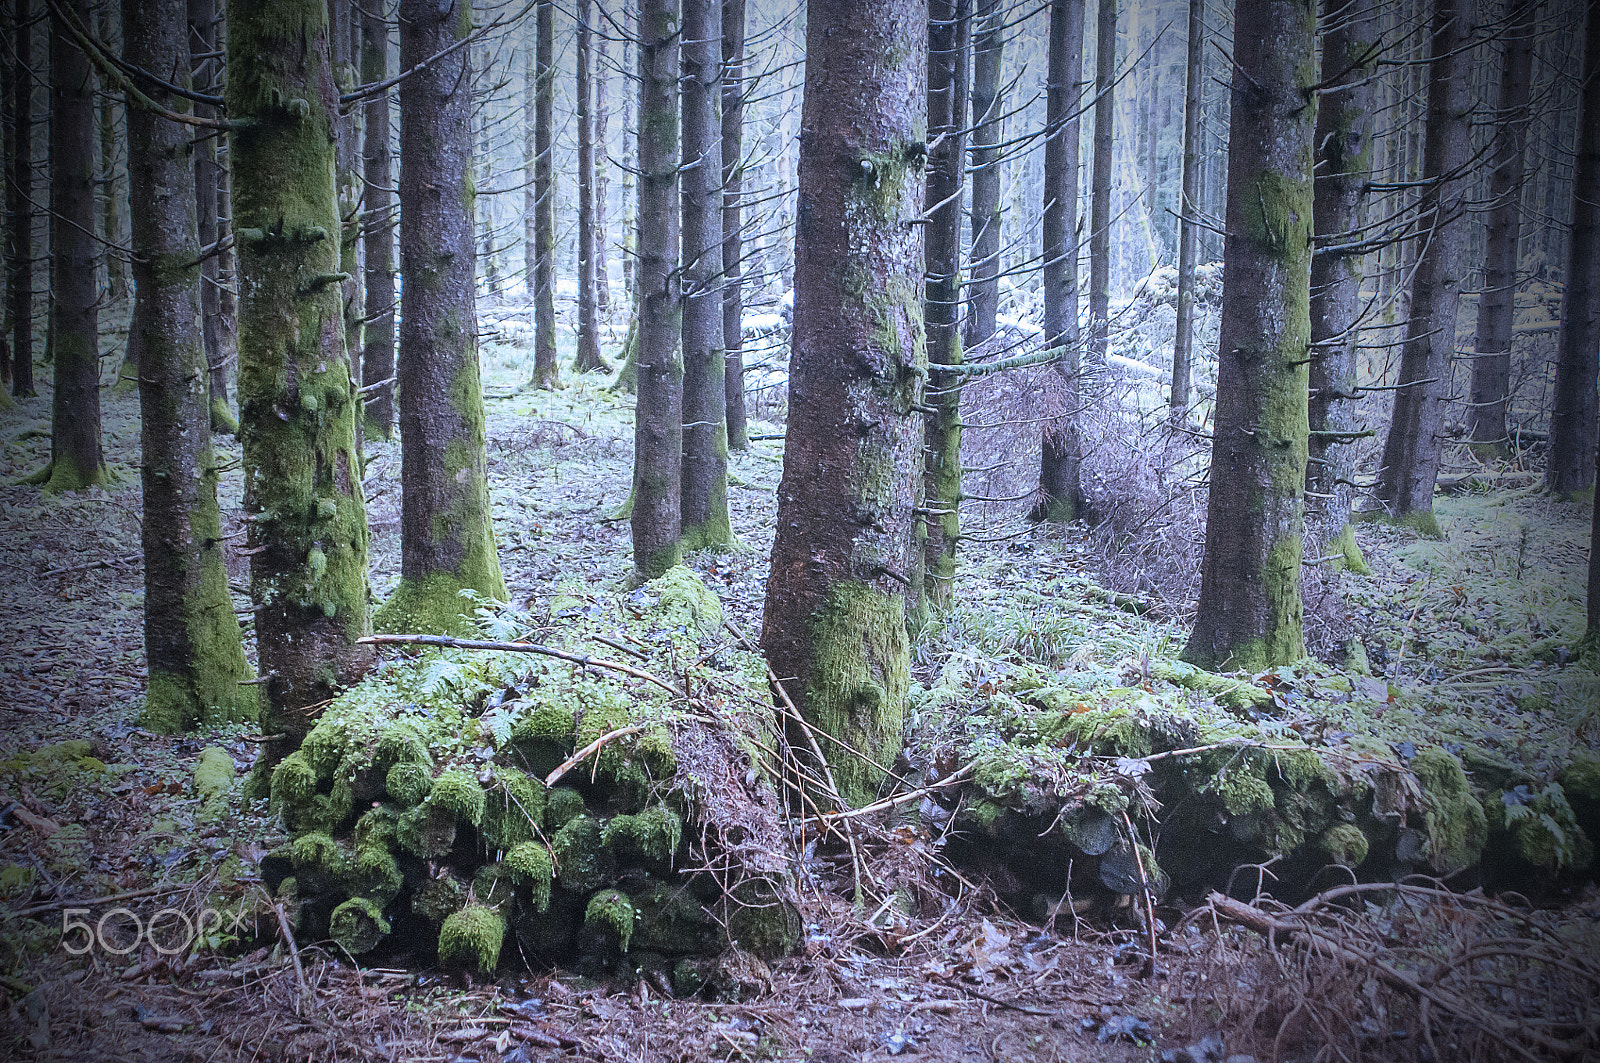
xmin=0 ymin=330 xmax=1597 ymax=1063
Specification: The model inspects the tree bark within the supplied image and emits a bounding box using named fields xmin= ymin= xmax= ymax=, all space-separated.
xmin=1170 ymin=0 xmax=1203 ymax=412
xmin=1306 ymin=0 xmax=1376 ymax=569
xmin=722 ymin=0 xmax=748 ymax=450
xmin=228 ymin=0 xmax=373 ymax=767
xmin=680 ymin=0 xmax=735 ymax=550
xmin=360 ymin=0 xmax=395 ymax=438
xmin=97 ymin=2 xmax=127 ymax=310
xmin=124 ymin=0 xmax=255 ymax=732
xmin=532 ymin=0 xmax=559 ymax=389
xmin=479 ymin=114 xmax=500 ymax=302
xmin=1034 ymin=0 xmax=1086 ymax=524
xmin=965 ymin=0 xmax=1003 ymax=349
xmin=8 ymin=0 xmax=34 ymax=398
xmin=1545 ymin=0 xmax=1600 ymax=497
xmin=631 ymin=0 xmax=683 ymax=579
xmin=44 ymin=0 xmax=108 ymax=492
xmin=375 ymin=0 xmax=508 ymax=637
xmin=921 ymin=0 xmax=968 ymax=615
xmin=189 ymin=0 xmax=236 ymax=435
xmin=574 ymin=0 xmax=606 ymax=372
xmin=328 ymin=0 xmax=362 ymax=394
xmin=761 ymin=0 xmax=926 ymax=808
xmin=1182 ymin=0 xmax=1315 ymax=673
xmin=1468 ymin=0 xmax=1535 ymax=453
xmin=596 ymin=2 xmax=611 ymax=317
xmin=1374 ymin=0 xmax=1476 ymax=531
xmin=1087 ymin=0 xmax=1116 ymax=366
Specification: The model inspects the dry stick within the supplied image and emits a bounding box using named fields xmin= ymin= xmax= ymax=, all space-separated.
xmin=356 ymin=633 xmax=684 ymax=699
xmin=819 ymin=760 xmax=979 ymax=822
xmin=543 ymin=725 xmax=645 ymax=788
xmin=9 ymin=883 xmax=189 ymax=918
xmin=270 ymin=898 xmax=312 ymax=1016
xmin=1121 ymin=810 xmax=1159 ymax=980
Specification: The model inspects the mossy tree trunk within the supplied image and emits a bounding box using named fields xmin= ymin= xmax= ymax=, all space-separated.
xmin=761 ymin=0 xmax=926 ymax=808
xmin=680 ymin=0 xmax=735 ymax=552
xmin=375 ymin=0 xmax=507 ymax=637
xmin=1170 ymin=0 xmax=1202 ymax=412
xmin=227 ymin=0 xmax=373 ymax=767
xmin=8 ymin=0 xmax=35 ymax=399
xmin=1086 ymin=0 xmax=1115 ymax=367
xmin=328 ymin=0 xmax=363 ymax=383
xmin=1546 ymin=0 xmax=1600 ymax=497
xmin=190 ymin=0 xmax=238 ymax=436
xmin=1306 ymin=0 xmax=1376 ymax=569
xmin=1374 ymin=0 xmax=1476 ymax=529
xmin=124 ymin=0 xmax=255 ymax=732
xmin=1182 ymin=0 xmax=1315 ymax=673
xmin=631 ymin=0 xmax=683 ymax=579
xmin=44 ymin=0 xmax=109 ymax=492
xmin=921 ymin=0 xmax=968 ymax=617
xmin=721 ymin=0 xmax=748 ymax=450
xmin=574 ymin=0 xmax=606 ymax=373
xmin=1467 ymin=0 xmax=1535 ymax=454
xmin=532 ymin=0 xmax=559 ymax=390
xmin=965 ymin=0 xmax=1003 ymax=350
xmin=360 ymin=0 xmax=395 ymax=438
xmin=1034 ymin=0 xmax=1086 ymax=523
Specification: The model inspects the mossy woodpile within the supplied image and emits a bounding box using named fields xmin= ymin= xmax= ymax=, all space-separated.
xmin=261 ymin=568 xmax=800 ymax=986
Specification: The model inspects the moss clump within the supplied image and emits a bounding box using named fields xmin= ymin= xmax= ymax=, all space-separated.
xmin=504 ymin=842 xmax=554 ymax=913
xmin=1490 ymin=784 xmax=1593 ymax=871
xmin=471 ymin=862 xmax=520 ymax=914
xmin=428 ymin=768 xmax=486 ymax=827
xmin=270 ymin=750 xmax=319 ymax=808
xmin=583 ymin=889 xmax=636 ymax=953
xmin=1410 ymin=747 xmax=1488 ymax=874
xmin=482 ymin=767 xmax=545 ymax=851
xmin=1208 ymin=766 xmax=1276 ymax=817
xmin=372 ymin=572 xmax=501 ymax=638
xmin=350 ymin=844 xmax=403 ymax=904
xmin=646 ymin=566 xmax=724 ymax=637
xmin=411 ymin=873 xmax=469 ymax=926
xmin=385 ymin=762 xmax=433 ymax=807
xmin=438 ymin=904 xmax=506 ymax=972
xmin=354 ymin=805 xmax=399 ymax=849
xmin=726 ymin=876 xmax=802 ymax=959
xmin=629 ymin=878 xmax=718 ymax=954
xmin=1318 ymin=823 xmax=1370 ymax=868
xmin=374 ymin=725 xmax=432 ymax=771
xmin=192 ymin=747 xmax=235 ymax=802
xmin=544 ymin=786 xmax=587 ymax=830
xmin=396 ymin=803 xmax=457 ymax=859
xmin=553 ymin=814 xmax=615 ymax=894
xmin=603 ymin=806 xmax=683 ymax=868
xmin=330 ymin=897 xmax=389 ymax=954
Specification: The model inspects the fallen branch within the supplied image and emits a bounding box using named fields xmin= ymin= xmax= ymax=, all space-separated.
xmin=357 ymin=633 xmax=684 ymax=699
xmin=271 ymin=898 xmax=313 ymax=1016
xmin=544 ymin=726 xmax=646 ymax=788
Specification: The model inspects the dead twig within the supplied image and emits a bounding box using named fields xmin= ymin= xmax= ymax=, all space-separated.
xmin=357 ymin=633 xmax=684 ymax=699
xmin=544 ymin=725 xmax=646 ymax=788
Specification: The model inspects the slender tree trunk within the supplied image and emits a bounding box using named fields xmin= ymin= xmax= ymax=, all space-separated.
xmin=1375 ymin=0 xmax=1476 ymax=531
xmin=574 ymin=0 xmax=606 ymax=372
xmin=532 ymin=0 xmax=559 ymax=389
xmin=524 ymin=46 xmax=536 ymax=298
xmin=125 ymin=0 xmax=255 ymax=732
xmin=480 ymin=114 xmax=500 ymax=302
xmin=965 ymin=0 xmax=1002 ymax=349
xmin=1306 ymin=0 xmax=1376 ymax=571
xmin=761 ymin=0 xmax=926 ymax=808
xmin=632 ymin=0 xmax=683 ymax=578
xmin=228 ymin=0 xmax=373 ymax=768
xmin=1087 ymin=0 xmax=1116 ymax=366
xmin=1182 ymin=0 xmax=1315 ymax=673
xmin=721 ymin=0 xmax=748 ymax=449
xmin=97 ymin=2 xmax=127 ymax=310
xmin=680 ymin=0 xmax=734 ymax=550
xmin=328 ymin=0 xmax=362 ymax=390
xmin=0 ymin=0 xmax=17 ymax=399
xmin=1469 ymin=0 xmax=1535 ymax=452
xmin=595 ymin=2 xmax=611 ymax=317
xmin=9 ymin=0 xmax=35 ymax=398
xmin=621 ymin=1 xmax=637 ymax=300
xmin=43 ymin=0 xmax=108 ymax=492
xmin=1034 ymin=0 xmax=1086 ymax=523
xmin=360 ymin=0 xmax=395 ymax=438
xmin=1587 ymin=433 xmax=1600 ymax=656
xmin=1170 ymin=0 xmax=1203 ymax=412
xmin=375 ymin=0 xmax=507 ymax=636
xmin=189 ymin=0 xmax=236 ymax=435
xmin=1546 ymin=0 xmax=1600 ymax=496
xmin=921 ymin=0 xmax=968 ymax=615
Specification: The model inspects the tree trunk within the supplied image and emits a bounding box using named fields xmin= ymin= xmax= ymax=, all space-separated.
xmin=189 ymin=0 xmax=237 ymax=435
xmin=921 ymin=0 xmax=968 ymax=616
xmin=595 ymin=2 xmax=611 ymax=317
xmin=124 ymin=0 xmax=255 ymax=732
xmin=1588 ymin=434 xmax=1600 ymax=656
xmin=328 ymin=0 xmax=363 ymax=396
xmin=1468 ymin=0 xmax=1534 ymax=453
xmin=965 ymin=0 xmax=1003 ymax=349
xmin=1086 ymin=0 xmax=1116 ymax=366
xmin=44 ymin=0 xmax=108 ymax=492
xmin=480 ymin=114 xmax=500 ymax=302
xmin=631 ymin=0 xmax=683 ymax=579
xmin=1034 ymin=0 xmax=1086 ymax=524
xmin=761 ymin=0 xmax=926 ymax=808
xmin=680 ymin=0 xmax=734 ymax=550
xmin=228 ymin=0 xmax=373 ymax=767
xmin=1374 ymin=0 xmax=1476 ymax=531
xmin=97 ymin=2 xmax=127 ymax=310
xmin=0 ymin=2 xmax=9 ymax=400
xmin=9 ymin=0 xmax=34 ymax=398
xmin=1182 ymin=0 xmax=1315 ymax=673
xmin=1546 ymin=0 xmax=1600 ymax=497
xmin=375 ymin=0 xmax=508 ymax=637
xmin=532 ymin=0 xmax=559 ymax=389
xmin=1306 ymin=0 xmax=1376 ymax=570
xmin=574 ymin=0 xmax=606 ymax=372
xmin=722 ymin=0 xmax=749 ymax=450
xmin=360 ymin=0 xmax=395 ymax=439
xmin=1170 ymin=0 xmax=1203 ymax=412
